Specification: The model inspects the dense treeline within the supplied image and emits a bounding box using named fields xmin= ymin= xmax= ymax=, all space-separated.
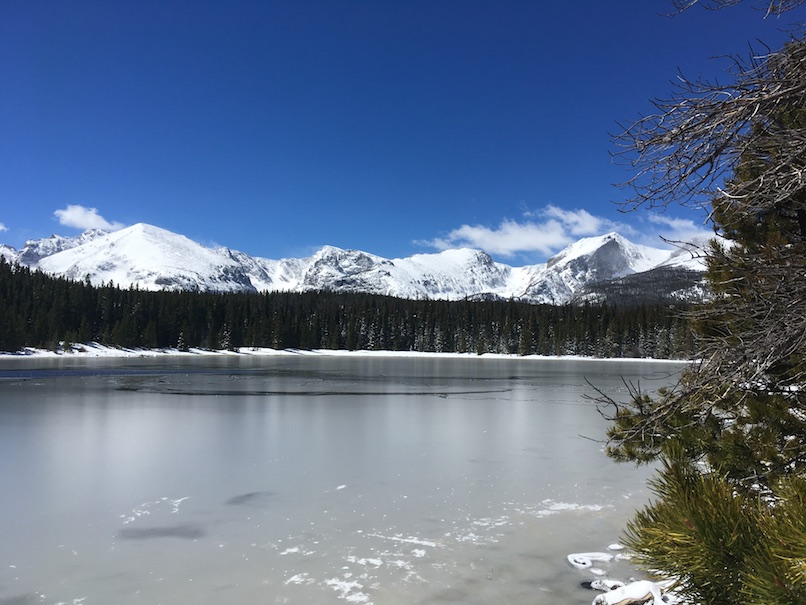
xmin=0 ymin=257 xmax=695 ymax=358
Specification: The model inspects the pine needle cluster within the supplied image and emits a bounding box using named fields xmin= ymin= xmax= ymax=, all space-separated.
xmin=624 ymin=449 xmax=806 ymax=605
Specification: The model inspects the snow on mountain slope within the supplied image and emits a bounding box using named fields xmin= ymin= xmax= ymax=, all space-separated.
xmin=218 ymin=247 xmax=305 ymax=293
xmin=528 ymin=233 xmax=673 ymax=300
xmin=2 ymin=229 xmax=107 ymax=266
xmin=0 ymin=244 xmax=19 ymax=264
xmin=292 ymin=247 xmax=512 ymax=300
xmin=547 ymin=233 xmax=671 ymax=274
xmin=516 ymin=268 xmax=573 ymax=305
xmin=391 ymin=248 xmax=512 ymax=299
xmin=37 ymin=223 xmax=257 ymax=291
xmin=297 ymin=246 xmax=396 ymax=294
xmin=492 ymin=233 xmax=678 ymax=304
xmin=5 ymin=223 xmax=705 ymax=303
xmin=5 ymin=229 xmax=109 ymax=266
xmin=655 ymin=235 xmax=711 ymax=271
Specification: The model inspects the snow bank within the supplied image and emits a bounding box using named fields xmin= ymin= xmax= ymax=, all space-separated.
xmin=0 ymin=342 xmax=688 ymax=363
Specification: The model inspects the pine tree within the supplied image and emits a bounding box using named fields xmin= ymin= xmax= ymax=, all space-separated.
xmin=601 ymin=10 xmax=806 ymax=604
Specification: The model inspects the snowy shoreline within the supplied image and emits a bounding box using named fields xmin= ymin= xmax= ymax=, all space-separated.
xmin=0 ymin=341 xmax=690 ymax=363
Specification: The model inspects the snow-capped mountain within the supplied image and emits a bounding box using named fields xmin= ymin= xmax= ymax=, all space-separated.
xmin=1 ymin=223 xmax=708 ymax=304
xmin=518 ymin=233 xmax=673 ymax=303
xmin=36 ymin=224 xmax=259 ymax=292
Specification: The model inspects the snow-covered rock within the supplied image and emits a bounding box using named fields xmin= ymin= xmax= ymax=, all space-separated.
xmin=567 ymin=551 xmax=616 ymax=570
xmin=592 ymin=580 xmax=666 ymax=605
xmin=17 ymin=229 xmax=108 ymax=265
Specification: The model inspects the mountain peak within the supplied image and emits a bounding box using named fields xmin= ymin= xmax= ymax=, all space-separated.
xmin=547 ymin=232 xmax=671 ymax=274
xmin=115 ymin=222 xmax=181 ymax=240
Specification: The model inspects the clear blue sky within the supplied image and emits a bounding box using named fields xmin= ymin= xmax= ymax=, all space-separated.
xmin=0 ymin=1 xmax=798 ymax=263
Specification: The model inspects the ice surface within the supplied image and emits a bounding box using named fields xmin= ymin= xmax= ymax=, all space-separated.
xmin=0 ymin=354 xmax=681 ymax=604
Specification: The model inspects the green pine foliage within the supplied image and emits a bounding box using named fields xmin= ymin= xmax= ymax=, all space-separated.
xmin=625 ymin=453 xmax=806 ymax=605
xmin=742 ymin=477 xmax=806 ymax=605
xmin=623 ymin=449 xmax=761 ymax=605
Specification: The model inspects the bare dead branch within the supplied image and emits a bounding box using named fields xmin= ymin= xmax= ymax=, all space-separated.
xmin=613 ymin=38 xmax=806 ymax=227
xmin=669 ymin=0 xmax=806 ymax=15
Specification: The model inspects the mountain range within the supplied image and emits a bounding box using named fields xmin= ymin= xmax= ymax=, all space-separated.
xmin=0 ymin=223 xmax=708 ymax=304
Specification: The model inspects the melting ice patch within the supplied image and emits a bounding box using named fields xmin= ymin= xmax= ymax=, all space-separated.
xmin=273 ymin=498 xmax=611 ymax=604
xmin=285 ymin=572 xmax=315 ymax=586
xmin=279 ymin=545 xmax=317 ymax=556
xmin=346 ymin=556 xmax=384 ymax=568
xmin=119 ymin=496 xmax=189 ymax=524
xmin=528 ymin=499 xmax=605 ymax=517
xmin=325 ymin=577 xmax=373 ymax=603
xmin=365 ymin=533 xmax=439 ymax=548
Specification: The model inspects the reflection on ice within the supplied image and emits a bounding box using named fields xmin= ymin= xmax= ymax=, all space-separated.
xmin=117 ymin=524 xmax=205 ymax=540
xmin=224 ymin=491 xmax=277 ymax=506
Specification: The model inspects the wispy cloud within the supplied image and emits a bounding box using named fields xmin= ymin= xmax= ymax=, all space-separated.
xmin=647 ymin=214 xmax=713 ymax=244
xmin=420 ymin=205 xmax=628 ymax=259
xmin=533 ymin=206 xmax=615 ymax=237
xmin=0 ymin=223 xmax=7 ymax=233
xmin=54 ymin=205 xmax=125 ymax=231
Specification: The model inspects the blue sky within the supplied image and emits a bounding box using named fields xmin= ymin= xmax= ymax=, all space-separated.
xmin=0 ymin=1 xmax=798 ymax=263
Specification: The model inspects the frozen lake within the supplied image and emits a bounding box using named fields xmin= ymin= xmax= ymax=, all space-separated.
xmin=0 ymin=353 xmax=683 ymax=605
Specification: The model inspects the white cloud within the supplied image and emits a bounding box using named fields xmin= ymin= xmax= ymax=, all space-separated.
xmin=0 ymin=223 xmax=7 ymax=233
xmin=54 ymin=205 xmax=124 ymax=231
xmin=647 ymin=214 xmax=713 ymax=244
xmin=421 ymin=205 xmax=629 ymax=259
xmin=427 ymin=218 xmax=573 ymax=257
xmin=538 ymin=205 xmax=609 ymax=236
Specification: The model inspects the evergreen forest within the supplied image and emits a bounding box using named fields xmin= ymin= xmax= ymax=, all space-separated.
xmin=0 ymin=257 xmax=695 ymax=359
